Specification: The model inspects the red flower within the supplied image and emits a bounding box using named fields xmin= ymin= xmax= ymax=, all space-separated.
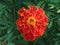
xmin=16 ymin=6 xmax=48 ymax=41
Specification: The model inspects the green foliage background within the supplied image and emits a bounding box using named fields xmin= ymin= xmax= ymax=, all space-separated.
xmin=0 ymin=0 xmax=60 ymax=45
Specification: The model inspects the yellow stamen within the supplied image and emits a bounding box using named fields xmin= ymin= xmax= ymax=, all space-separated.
xmin=27 ymin=16 xmax=36 ymax=26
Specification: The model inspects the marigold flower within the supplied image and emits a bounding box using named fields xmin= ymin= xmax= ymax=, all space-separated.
xmin=16 ymin=6 xmax=48 ymax=41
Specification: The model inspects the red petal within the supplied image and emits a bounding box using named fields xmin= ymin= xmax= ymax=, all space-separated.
xmin=28 ymin=6 xmax=36 ymax=10
xmin=28 ymin=6 xmax=36 ymax=15
xmin=36 ymin=7 xmax=45 ymax=15
xmin=43 ymin=15 xmax=48 ymax=25
xmin=24 ymin=32 xmax=35 ymax=41
xmin=18 ymin=7 xmax=28 ymax=16
xmin=16 ymin=16 xmax=24 ymax=25
xmin=24 ymin=34 xmax=29 ymax=40
xmin=39 ymin=26 xmax=46 ymax=36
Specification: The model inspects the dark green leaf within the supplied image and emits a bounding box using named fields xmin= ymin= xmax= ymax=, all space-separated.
xmin=37 ymin=1 xmax=44 ymax=6
xmin=0 ymin=19 xmax=9 ymax=25
xmin=14 ymin=39 xmax=28 ymax=45
xmin=0 ymin=3 xmax=6 ymax=10
xmin=0 ymin=27 xmax=7 ymax=31
xmin=55 ymin=40 xmax=60 ymax=45
xmin=22 ymin=1 xmax=34 ymax=6
xmin=0 ymin=11 xmax=3 ymax=18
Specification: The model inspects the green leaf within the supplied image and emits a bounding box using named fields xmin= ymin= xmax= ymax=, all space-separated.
xmin=0 ymin=43 xmax=2 ymax=45
xmin=7 ymin=27 xmax=13 ymax=34
xmin=57 ymin=18 xmax=60 ymax=26
xmin=48 ymin=20 xmax=53 ymax=29
xmin=33 ymin=38 xmax=45 ymax=45
xmin=56 ymin=33 xmax=60 ymax=36
xmin=0 ymin=34 xmax=7 ymax=40
xmin=0 ymin=3 xmax=6 ymax=18
xmin=55 ymin=40 xmax=60 ymax=45
xmin=7 ymin=42 xmax=15 ymax=45
xmin=57 ymin=9 xmax=60 ymax=13
xmin=41 ymin=2 xmax=46 ymax=9
xmin=22 ymin=1 xmax=34 ymax=6
xmin=46 ymin=0 xmax=60 ymax=3
xmin=0 ymin=27 xmax=7 ymax=31
xmin=0 ymin=30 xmax=13 ymax=41
xmin=0 ymin=19 xmax=9 ymax=25
xmin=0 ymin=3 xmax=6 ymax=11
xmin=4 ymin=32 xmax=13 ymax=41
xmin=37 ymin=1 xmax=44 ymax=6
xmin=0 ymin=11 xmax=3 ymax=18
xmin=14 ymin=39 xmax=28 ymax=45
xmin=33 ymin=38 xmax=39 ymax=45
xmin=4 ymin=11 xmax=10 ymax=19
xmin=48 ymin=4 xmax=55 ymax=9
xmin=45 ymin=11 xmax=55 ymax=19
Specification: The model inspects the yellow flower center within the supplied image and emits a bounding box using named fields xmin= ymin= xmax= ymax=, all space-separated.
xmin=27 ymin=16 xmax=36 ymax=26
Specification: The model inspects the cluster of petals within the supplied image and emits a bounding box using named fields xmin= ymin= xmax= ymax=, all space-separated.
xmin=16 ymin=6 xmax=48 ymax=41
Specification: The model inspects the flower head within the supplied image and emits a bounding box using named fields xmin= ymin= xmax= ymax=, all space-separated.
xmin=16 ymin=6 xmax=48 ymax=41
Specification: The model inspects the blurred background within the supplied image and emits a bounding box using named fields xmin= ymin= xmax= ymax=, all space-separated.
xmin=0 ymin=0 xmax=60 ymax=45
